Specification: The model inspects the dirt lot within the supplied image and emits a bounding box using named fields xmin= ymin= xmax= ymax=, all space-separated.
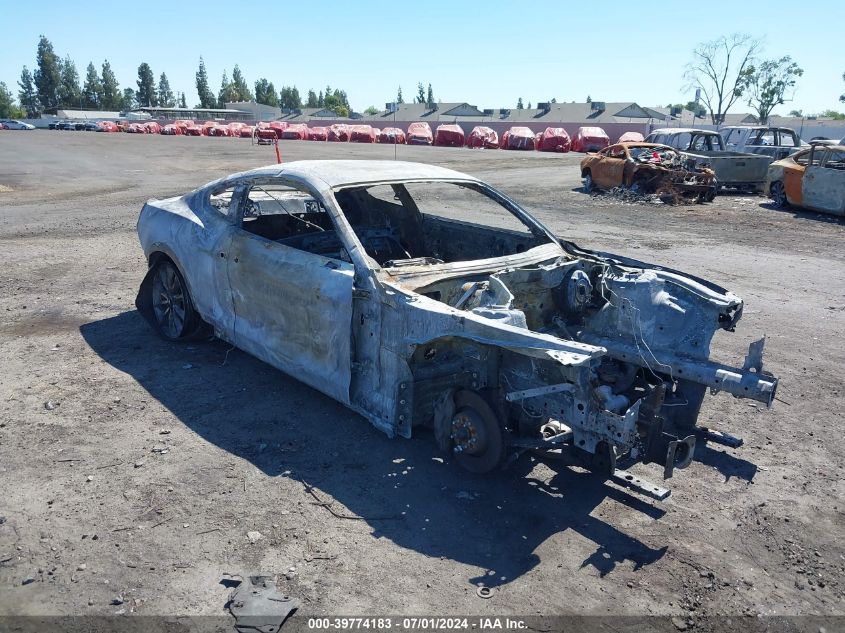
xmin=0 ymin=131 xmax=843 ymax=624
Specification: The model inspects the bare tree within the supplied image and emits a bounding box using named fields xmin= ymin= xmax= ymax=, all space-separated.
xmin=739 ymin=56 xmax=803 ymax=124
xmin=684 ymin=33 xmax=760 ymax=125
xmin=840 ymin=71 xmax=844 ymax=103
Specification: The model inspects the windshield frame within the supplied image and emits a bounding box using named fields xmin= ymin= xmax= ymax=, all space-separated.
xmin=328 ymin=178 xmax=563 ymax=273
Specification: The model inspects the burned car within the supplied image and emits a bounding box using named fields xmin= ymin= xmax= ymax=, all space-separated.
xmin=722 ymin=125 xmax=808 ymax=161
xmin=136 ymin=160 xmax=777 ymax=497
xmin=645 ymin=128 xmax=771 ymax=193
xmin=765 ymin=143 xmax=845 ymax=216
xmin=580 ymin=143 xmax=717 ymax=202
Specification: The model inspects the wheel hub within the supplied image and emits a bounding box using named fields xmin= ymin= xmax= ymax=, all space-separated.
xmin=451 ymin=408 xmax=488 ymax=455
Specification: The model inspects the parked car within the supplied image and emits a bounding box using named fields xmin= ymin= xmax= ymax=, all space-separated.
xmin=765 ymin=143 xmax=845 ymax=216
xmin=377 ymin=127 xmax=406 ymax=144
xmin=327 ymin=123 xmax=351 ymax=142
xmin=56 ymin=120 xmax=76 ymax=130
xmin=281 ymin=123 xmax=309 ymax=140
xmin=434 ymin=124 xmax=465 ymax=147
xmin=173 ymin=119 xmax=193 ymax=134
xmin=465 ymin=126 xmax=499 ymax=149
xmin=536 ymin=127 xmax=571 ymax=152
xmin=0 ymin=119 xmax=36 ymax=130
xmin=500 ymin=126 xmax=536 ymax=150
xmin=617 ymin=131 xmax=644 ymax=144
xmin=571 ymin=126 xmax=610 ymax=152
xmin=308 ymin=126 xmax=329 ymax=141
xmin=134 ymin=160 xmax=777 ymax=493
xmin=268 ymin=121 xmax=288 ymax=138
xmin=580 ymin=143 xmax=716 ymax=202
xmin=407 ymin=122 xmax=433 ymax=145
xmin=349 ymin=125 xmax=377 ymax=143
xmin=645 ymin=128 xmax=771 ymax=192
xmin=808 ymin=137 xmax=839 ymax=146
xmin=255 ymin=123 xmax=278 ymax=142
xmin=721 ymin=126 xmax=808 ymax=161
xmin=227 ymin=122 xmax=246 ymax=137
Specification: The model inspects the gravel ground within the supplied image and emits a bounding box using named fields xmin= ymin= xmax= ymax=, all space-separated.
xmin=0 ymin=131 xmax=843 ymax=626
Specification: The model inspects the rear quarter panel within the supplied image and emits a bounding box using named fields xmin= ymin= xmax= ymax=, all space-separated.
xmin=137 ymin=194 xmax=233 ymax=334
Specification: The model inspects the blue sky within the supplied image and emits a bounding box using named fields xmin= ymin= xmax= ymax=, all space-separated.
xmin=1 ymin=0 xmax=841 ymax=115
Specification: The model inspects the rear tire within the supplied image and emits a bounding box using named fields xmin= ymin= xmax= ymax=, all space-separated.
xmin=150 ymin=261 xmax=199 ymax=341
xmin=583 ymin=171 xmax=594 ymax=193
xmin=699 ymin=189 xmax=716 ymax=203
xmin=770 ymin=181 xmax=788 ymax=208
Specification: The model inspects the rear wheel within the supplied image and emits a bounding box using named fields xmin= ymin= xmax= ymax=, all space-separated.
xmin=583 ymin=171 xmax=594 ymax=193
xmin=770 ymin=181 xmax=788 ymax=208
xmin=698 ymin=189 xmax=716 ymax=203
xmin=150 ymin=261 xmax=198 ymax=341
xmin=450 ymin=390 xmax=505 ymax=474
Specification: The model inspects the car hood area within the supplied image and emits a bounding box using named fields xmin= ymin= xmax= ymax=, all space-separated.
xmin=381 ymin=244 xmax=745 ymax=375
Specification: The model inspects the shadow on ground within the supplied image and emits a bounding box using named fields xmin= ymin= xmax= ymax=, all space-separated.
xmin=694 ymin=444 xmax=758 ymax=483
xmin=81 ymin=310 xmax=670 ymax=586
xmin=759 ymin=201 xmax=845 ymax=224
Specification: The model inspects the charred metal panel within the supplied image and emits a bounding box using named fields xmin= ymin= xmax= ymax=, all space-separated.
xmin=137 ymin=195 xmax=235 ymax=338
xmin=803 ymin=163 xmax=845 ymax=215
xmin=226 ymin=233 xmax=355 ymax=405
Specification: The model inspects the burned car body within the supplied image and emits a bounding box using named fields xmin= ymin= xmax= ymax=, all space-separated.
xmin=136 ymin=160 xmax=777 ymax=496
xmin=580 ymin=143 xmax=717 ymax=202
xmin=765 ymin=144 xmax=845 ymax=216
xmin=722 ymin=125 xmax=808 ymax=161
xmin=645 ymin=128 xmax=771 ymax=192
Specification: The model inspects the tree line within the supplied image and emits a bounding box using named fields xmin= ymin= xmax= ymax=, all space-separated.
xmin=5 ymin=35 xmax=355 ymax=118
xmin=12 ymin=35 xmax=186 ymax=116
xmin=4 ymin=34 xmax=844 ymax=122
xmin=196 ymin=57 xmax=352 ymax=116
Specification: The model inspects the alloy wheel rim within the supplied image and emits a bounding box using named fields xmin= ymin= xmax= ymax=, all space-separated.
xmin=152 ymin=265 xmax=186 ymax=338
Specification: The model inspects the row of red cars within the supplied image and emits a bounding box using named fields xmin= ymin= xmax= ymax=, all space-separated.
xmin=98 ymin=119 xmax=643 ymax=153
xmin=249 ymin=122 xmax=638 ymax=153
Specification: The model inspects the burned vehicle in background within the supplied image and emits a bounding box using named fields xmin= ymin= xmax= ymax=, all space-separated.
xmin=580 ymin=143 xmax=717 ymax=202
xmin=722 ymin=125 xmax=808 ymax=161
xmin=766 ymin=143 xmax=845 ymax=216
xmin=136 ymin=160 xmax=777 ymax=498
xmin=645 ymin=128 xmax=771 ymax=193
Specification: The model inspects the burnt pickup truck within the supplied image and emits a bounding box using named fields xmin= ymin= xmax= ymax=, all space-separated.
xmin=645 ymin=128 xmax=771 ymax=192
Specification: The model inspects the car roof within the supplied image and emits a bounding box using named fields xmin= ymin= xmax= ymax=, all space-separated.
xmin=648 ymin=128 xmax=718 ymax=135
xmin=722 ymin=125 xmax=794 ymax=132
xmin=613 ymin=142 xmax=676 ymax=149
xmin=234 ymin=160 xmax=480 ymax=188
